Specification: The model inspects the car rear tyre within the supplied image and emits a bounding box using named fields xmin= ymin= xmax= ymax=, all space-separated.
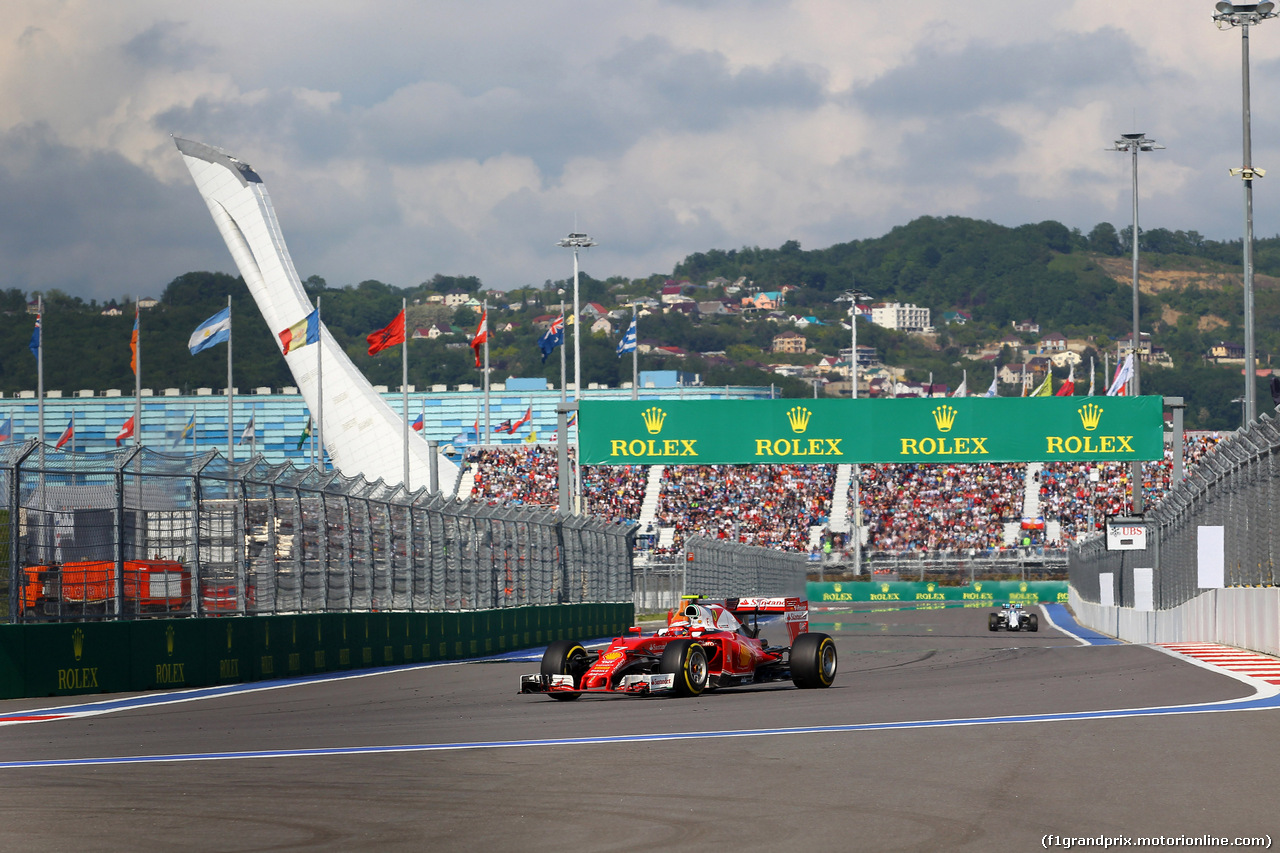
xmin=660 ymin=639 xmax=709 ymax=697
xmin=1028 ymin=613 xmax=1039 ymax=632
xmin=791 ymin=632 xmax=837 ymax=689
xmin=541 ymin=640 xmax=589 ymax=701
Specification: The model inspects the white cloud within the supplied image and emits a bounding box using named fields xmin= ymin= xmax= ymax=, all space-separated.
xmin=0 ymin=0 xmax=1275 ymax=300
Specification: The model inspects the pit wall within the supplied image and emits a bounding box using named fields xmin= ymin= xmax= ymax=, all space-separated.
xmin=0 ymin=603 xmax=633 ymax=700
xmin=1068 ymin=586 xmax=1280 ymax=658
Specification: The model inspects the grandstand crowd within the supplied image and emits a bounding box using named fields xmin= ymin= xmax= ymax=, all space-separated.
xmin=460 ymin=433 xmax=1225 ymax=557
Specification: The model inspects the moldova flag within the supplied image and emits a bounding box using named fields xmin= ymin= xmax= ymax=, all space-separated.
xmin=278 ymin=310 xmax=320 ymax=355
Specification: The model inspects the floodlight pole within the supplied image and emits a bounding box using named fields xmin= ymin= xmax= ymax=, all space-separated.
xmin=1215 ymin=0 xmax=1276 ymax=425
xmin=839 ymin=288 xmax=869 ymax=572
xmin=1112 ymin=132 xmax=1161 ymax=514
xmin=558 ymin=231 xmax=597 ymax=515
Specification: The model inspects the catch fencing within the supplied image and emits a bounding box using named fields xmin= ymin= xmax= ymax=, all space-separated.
xmin=1069 ymin=414 xmax=1280 ymax=610
xmin=631 ymin=536 xmax=807 ymax=611
xmin=1 ymin=441 xmax=634 ymax=623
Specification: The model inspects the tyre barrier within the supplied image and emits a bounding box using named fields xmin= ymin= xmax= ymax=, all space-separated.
xmin=0 ymin=602 xmax=634 ymax=700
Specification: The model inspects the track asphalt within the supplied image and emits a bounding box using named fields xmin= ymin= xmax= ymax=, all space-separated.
xmin=2 ymin=603 xmax=1276 ymax=852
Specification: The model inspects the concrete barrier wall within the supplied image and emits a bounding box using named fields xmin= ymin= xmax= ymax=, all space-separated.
xmin=0 ymin=602 xmax=635 ymax=700
xmin=1069 ymin=586 xmax=1280 ymax=657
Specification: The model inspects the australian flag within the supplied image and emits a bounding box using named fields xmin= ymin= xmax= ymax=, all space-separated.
xmin=539 ymin=314 xmax=565 ymax=363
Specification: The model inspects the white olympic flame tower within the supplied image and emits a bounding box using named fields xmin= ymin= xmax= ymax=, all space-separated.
xmin=175 ymin=137 xmax=457 ymax=488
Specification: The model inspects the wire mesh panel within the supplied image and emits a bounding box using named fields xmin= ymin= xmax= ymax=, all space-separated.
xmin=3 ymin=444 xmax=636 ymax=623
xmin=1069 ymin=414 xmax=1280 ymax=610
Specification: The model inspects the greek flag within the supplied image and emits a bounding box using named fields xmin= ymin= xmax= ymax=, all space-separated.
xmin=189 ymin=307 xmax=231 ymax=355
xmin=617 ymin=317 xmax=637 ymax=356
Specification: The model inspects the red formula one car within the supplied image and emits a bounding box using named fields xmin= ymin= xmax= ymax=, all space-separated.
xmin=520 ymin=596 xmax=837 ymax=699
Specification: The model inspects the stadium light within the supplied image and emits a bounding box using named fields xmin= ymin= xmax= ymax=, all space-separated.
xmin=836 ymin=287 xmax=871 ymax=572
xmin=1112 ymin=132 xmax=1161 ymax=514
xmin=1214 ymin=1 xmax=1276 ymax=425
xmin=558 ymin=231 xmax=596 ymax=514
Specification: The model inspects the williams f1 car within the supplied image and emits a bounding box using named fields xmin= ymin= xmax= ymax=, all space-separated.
xmin=988 ymin=602 xmax=1038 ymax=632
xmin=520 ymin=596 xmax=837 ymax=699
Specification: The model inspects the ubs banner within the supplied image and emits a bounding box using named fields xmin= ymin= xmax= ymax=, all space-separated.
xmin=579 ymin=397 xmax=1163 ymax=465
xmin=807 ymin=580 xmax=1069 ymax=605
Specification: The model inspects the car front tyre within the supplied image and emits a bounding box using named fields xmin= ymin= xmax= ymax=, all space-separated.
xmin=660 ymin=639 xmax=709 ymax=697
xmin=791 ymin=632 xmax=837 ymax=689
xmin=540 ymin=640 xmax=589 ymax=701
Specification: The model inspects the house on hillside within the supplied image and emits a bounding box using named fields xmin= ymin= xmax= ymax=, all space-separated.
xmin=660 ymin=284 xmax=686 ymax=304
xmin=1013 ymin=319 xmax=1041 ymax=334
xmin=1209 ymin=340 xmax=1245 ymax=362
xmin=941 ymin=310 xmax=972 ymax=325
xmin=870 ymin=302 xmax=931 ymax=332
xmin=444 ymin=291 xmax=471 ymax=307
xmin=1040 ymin=332 xmax=1067 ymax=352
xmin=771 ymin=331 xmax=807 ymax=354
xmin=413 ymin=323 xmax=455 ymax=340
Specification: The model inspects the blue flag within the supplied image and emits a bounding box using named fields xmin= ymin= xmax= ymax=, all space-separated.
xmin=28 ymin=316 xmax=40 ymax=359
xmin=616 ymin=316 xmax=637 ymax=356
xmin=189 ymin=307 xmax=231 ymax=355
xmin=539 ymin=315 xmax=564 ymax=363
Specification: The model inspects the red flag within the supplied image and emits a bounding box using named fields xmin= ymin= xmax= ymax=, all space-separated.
xmin=55 ymin=419 xmax=74 ymax=449
xmin=470 ymin=309 xmax=488 ymax=368
xmin=115 ymin=416 xmax=135 ymax=447
xmin=1055 ymin=365 xmax=1076 ymax=397
xmin=509 ymin=406 xmax=532 ymax=433
xmin=366 ymin=309 xmax=406 ymax=356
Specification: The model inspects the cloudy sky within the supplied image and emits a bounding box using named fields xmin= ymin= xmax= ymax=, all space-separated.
xmin=2 ymin=0 xmax=1278 ymax=302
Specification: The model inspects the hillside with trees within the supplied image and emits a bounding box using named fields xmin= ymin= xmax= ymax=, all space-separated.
xmin=2 ymin=215 xmax=1277 ymax=430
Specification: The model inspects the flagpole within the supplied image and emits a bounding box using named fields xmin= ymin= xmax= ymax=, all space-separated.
xmin=631 ymin=304 xmax=638 ymax=401
xmin=483 ymin=299 xmax=490 ymax=443
xmin=316 ymin=296 xmax=324 ymax=471
xmin=559 ymin=297 xmax=566 ymax=407
xmin=36 ymin=295 xmax=44 ymax=474
xmin=227 ymin=294 xmax=234 ymax=464
xmin=402 ymin=297 xmax=409 ymax=490
xmin=557 ymin=296 xmax=569 ymax=513
xmin=134 ymin=297 xmax=141 ymax=447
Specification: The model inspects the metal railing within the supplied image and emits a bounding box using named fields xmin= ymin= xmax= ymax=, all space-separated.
xmin=1 ymin=442 xmax=634 ymax=622
xmin=1069 ymin=415 xmax=1280 ymax=610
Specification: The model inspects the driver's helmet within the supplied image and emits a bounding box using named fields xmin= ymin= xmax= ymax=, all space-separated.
xmin=667 ymin=609 xmax=691 ymax=630
xmin=682 ymin=604 xmax=720 ymax=632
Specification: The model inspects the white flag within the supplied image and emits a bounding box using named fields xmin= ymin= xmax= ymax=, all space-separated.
xmin=238 ymin=415 xmax=256 ymax=444
xmin=1106 ymin=353 xmax=1134 ymax=396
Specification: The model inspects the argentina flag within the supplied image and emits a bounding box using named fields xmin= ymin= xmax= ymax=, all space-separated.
xmin=188 ymin=307 xmax=232 ymax=355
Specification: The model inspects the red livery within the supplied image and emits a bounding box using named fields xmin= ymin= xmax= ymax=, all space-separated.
xmin=520 ymin=596 xmax=837 ymax=699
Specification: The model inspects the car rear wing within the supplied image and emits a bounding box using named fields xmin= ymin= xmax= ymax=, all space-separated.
xmin=725 ymin=597 xmax=809 ymax=644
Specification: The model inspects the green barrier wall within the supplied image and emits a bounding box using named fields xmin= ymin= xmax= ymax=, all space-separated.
xmin=0 ymin=602 xmax=634 ymax=700
xmin=808 ymin=580 xmax=1068 ymax=605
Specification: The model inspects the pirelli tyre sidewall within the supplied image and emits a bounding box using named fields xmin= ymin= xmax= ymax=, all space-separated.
xmin=660 ymin=639 xmax=709 ymax=697
xmin=791 ymin=632 xmax=837 ymax=689
xmin=541 ymin=639 xmax=589 ymax=701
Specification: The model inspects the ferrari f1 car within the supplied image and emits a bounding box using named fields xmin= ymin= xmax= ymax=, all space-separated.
xmin=520 ymin=596 xmax=837 ymax=699
xmin=988 ymin=602 xmax=1038 ymax=632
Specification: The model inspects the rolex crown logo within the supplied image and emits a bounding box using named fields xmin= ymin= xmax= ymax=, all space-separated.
xmin=932 ymin=405 xmax=957 ymax=433
xmin=641 ymin=406 xmax=666 ymax=434
xmin=1078 ymin=403 xmax=1103 ymax=431
xmin=786 ymin=406 xmax=812 ymax=434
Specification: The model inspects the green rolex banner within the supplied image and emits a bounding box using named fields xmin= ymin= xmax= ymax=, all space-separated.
xmin=579 ymin=396 xmax=1164 ymax=465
